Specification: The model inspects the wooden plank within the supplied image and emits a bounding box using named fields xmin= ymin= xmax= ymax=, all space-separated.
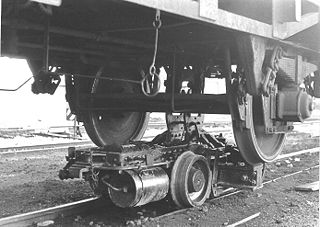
xmin=295 ymin=181 xmax=319 ymax=191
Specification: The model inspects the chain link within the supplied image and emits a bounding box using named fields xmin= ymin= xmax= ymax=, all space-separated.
xmin=150 ymin=9 xmax=161 ymax=72
xmin=141 ymin=9 xmax=162 ymax=97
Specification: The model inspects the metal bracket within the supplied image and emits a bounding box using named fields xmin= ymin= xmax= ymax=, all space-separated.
xmin=261 ymin=90 xmax=294 ymax=134
xmin=30 ymin=0 xmax=62 ymax=7
xmin=218 ymin=161 xmax=265 ymax=190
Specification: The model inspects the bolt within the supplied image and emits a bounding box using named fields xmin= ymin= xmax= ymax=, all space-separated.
xmin=241 ymin=175 xmax=249 ymax=181
xmin=238 ymin=162 xmax=245 ymax=167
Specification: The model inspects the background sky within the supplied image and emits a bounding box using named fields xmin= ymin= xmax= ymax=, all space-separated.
xmin=0 ymin=57 xmax=69 ymax=128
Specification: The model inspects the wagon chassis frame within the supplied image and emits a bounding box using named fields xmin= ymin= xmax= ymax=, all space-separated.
xmin=1 ymin=0 xmax=320 ymax=209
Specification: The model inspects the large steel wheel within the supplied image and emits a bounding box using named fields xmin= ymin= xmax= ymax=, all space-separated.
xmin=231 ymin=94 xmax=286 ymax=165
xmin=224 ymin=44 xmax=286 ymax=165
xmin=83 ymin=70 xmax=149 ymax=146
xmin=170 ymin=151 xmax=212 ymax=208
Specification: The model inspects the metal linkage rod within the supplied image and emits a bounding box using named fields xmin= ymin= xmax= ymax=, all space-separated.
xmin=43 ymin=16 xmax=50 ymax=71
xmin=0 ymin=76 xmax=33 ymax=92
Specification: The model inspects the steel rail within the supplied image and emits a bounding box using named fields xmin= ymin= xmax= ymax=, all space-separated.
xmin=276 ymin=147 xmax=320 ymax=160
xmin=153 ymin=163 xmax=320 ymax=221
xmin=8 ymin=118 xmax=317 ymax=132
xmin=263 ymin=165 xmax=319 ymax=185
xmin=0 ymin=153 xmax=318 ymax=226
xmin=0 ymin=119 xmax=315 ymax=154
xmin=0 ymin=132 xmax=317 ymax=157
xmin=152 ymin=147 xmax=320 ymax=220
xmin=0 ymin=197 xmax=102 ymax=227
xmin=0 ymin=119 xmax=317 ymax=157
xmin=0 ymin=141 xmax=93 ymax=154
xmin=226 ymin=212 xmax=260 ymax=227
xmin=0 ymin=128 xmax=232 ymax=155
xmin=147 ymin=120 xmax=320 ymax=127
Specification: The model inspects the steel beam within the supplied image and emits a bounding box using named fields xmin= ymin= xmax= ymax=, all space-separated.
xmin=121 ymin=0 xmax=319 ymax=40
xmin=17 ymin=42 xmax=140 ymax=57
xmin=2 ymin=19 xmax=159 ymax=51
xmin=2 ymin=19 xmax=197 ymax=55
xmin=273 ymin=12 xmax=319 ymax=39
xmin=121 ymin=0 xmax=273 ymax=38
xmin=79 ymin=93 xmax=230 ymax=114
xmin=272 ymin=0 xmax=319 ymax=39
xmin=272 ymin=0 xmax=302 ymax=23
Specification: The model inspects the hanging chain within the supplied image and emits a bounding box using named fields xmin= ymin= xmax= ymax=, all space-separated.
xmin=149 ymin=9 xmax=161 ymax=76
xmin=141 ymin=9 xmax=162 ymax=97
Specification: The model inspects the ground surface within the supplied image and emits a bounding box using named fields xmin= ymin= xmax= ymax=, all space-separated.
xmin=0 ymin=124 xmax=319 ymax=226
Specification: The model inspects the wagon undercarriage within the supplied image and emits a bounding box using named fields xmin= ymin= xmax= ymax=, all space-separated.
xmin=2 ymin=0 xmax=320 ymax=208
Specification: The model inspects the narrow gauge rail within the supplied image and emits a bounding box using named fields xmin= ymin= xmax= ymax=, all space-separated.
xmin=0 ymin=147 xmax=318 ymax=227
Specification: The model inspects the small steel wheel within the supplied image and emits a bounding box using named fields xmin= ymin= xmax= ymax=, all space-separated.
xmin=170 ymin=151 xmax=212 ymax=208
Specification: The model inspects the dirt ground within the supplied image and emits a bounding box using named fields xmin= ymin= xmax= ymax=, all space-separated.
xmin=0 ymin=127 xmax=319 ymax=226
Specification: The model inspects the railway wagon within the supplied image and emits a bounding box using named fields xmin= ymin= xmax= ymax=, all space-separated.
xmin=2 ymin=0 xmax=320 ymax=208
